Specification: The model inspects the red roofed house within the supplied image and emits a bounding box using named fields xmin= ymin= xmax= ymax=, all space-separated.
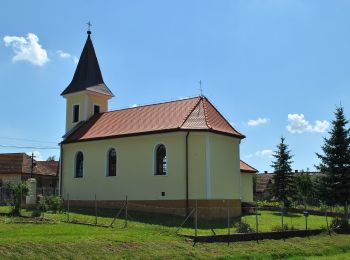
xmin=60 ymin=30 xmax=257 ymax=217
xmin=0 ymin=153 xmax=58 ymax=193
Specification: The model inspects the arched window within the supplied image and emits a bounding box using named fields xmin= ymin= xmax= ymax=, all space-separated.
xmin=155 ymin=144 xmax=167 ymax=175
xmin=107 ymin=148 xmax=117 ymax=177
xmin=75 ymin=151 xmax=84 ymax=178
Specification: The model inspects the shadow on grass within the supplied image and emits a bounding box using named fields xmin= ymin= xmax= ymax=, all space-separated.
xmin=66 ymin=206 xmax=241 ymax=229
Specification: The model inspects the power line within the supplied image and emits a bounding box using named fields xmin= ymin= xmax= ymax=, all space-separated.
xmin=0 ymin=136 xmax=58 ymax=144
xmin=0 ymin=144 xmax=59 ymax=150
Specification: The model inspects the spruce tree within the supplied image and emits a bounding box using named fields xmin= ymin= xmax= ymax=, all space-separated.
xmin=271 ymin=137 xmax=294 ymax=207
xmin=316 ymin=106 xmax=350 ymax=218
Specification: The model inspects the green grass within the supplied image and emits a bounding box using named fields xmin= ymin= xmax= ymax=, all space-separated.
xmin=0 ymin=206 xmax=349 ymax=259
xmin=0 ymin=206 xmax=332 ymax=235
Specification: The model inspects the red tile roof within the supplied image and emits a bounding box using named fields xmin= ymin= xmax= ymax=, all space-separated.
xmin=240 ymin=160 xmax=258 ymax=173
xmin=0 ymin=153 xmax=58 ymax=176
xmin=63 ymin=96 xmax=245 ymax=143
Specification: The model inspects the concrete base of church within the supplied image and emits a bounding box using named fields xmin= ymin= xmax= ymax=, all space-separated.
xmin=65 ymin=199 xmax=242 ymax=219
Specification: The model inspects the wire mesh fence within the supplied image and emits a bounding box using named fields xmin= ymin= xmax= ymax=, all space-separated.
xmin=0 ymin=192 xmax=345 ymax=238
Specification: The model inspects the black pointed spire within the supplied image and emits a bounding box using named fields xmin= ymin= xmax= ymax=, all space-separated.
xmin=61 ymin=31 xmax=114 ymax=96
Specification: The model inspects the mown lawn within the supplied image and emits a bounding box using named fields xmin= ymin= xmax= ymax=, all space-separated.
xmin=0 ymin=207 xmax=350 ymax=259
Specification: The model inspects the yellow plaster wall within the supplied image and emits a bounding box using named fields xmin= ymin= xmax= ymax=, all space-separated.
xmin=62 ymin=132 xmax=189 ymax=201
xmin=64 ymin=91 xmax=109 ymax=133
xmin=241 ymin=173 xmax=254 ymax=202
xmin=61 ymin=131 xmax=245 ymax=202
xmin=65 ymin=93 xmax=86 ymax=132
xmin=86 ymin=92 xmax=108 ymax=117
xmin=187 ymin=132 xmax=207 ymax=199
xmin=209 ymin=133 xmax=241 ymax=199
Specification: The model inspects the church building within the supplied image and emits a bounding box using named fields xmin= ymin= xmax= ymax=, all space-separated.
xmin=59 ymin=30 xmax=257 ymax=217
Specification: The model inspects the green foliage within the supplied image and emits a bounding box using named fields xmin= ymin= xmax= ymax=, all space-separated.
xmin=271 ymin=137 xmax=295 ymax=207
xmin=256 ymin=200 xmax=281 ymax=207
xmin=293 ymin=172 xmax=316 ymax=206
xmin=330 ymin=217 xmax=349 ymax=230
xmin=271 ymin=224 xmax=298 ymax=232
xmin=234 ymin=220 xmax=255 ymax=233
xmin=6 ymin=182 xmax=29 ymax=216
xmin=31 ymin=208 xmax=42 ymax=217
xmin=46 ymin=155 xmax=56 ymax=161
xmin=316 ymin=106 xmax=350 ymax=217
xmin=46 ymin=196 xmax=63 ymax=213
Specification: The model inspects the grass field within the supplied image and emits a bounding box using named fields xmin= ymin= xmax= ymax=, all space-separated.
xmin=0 ymin=206 xmax=331 ymax=235
xmin=0 ymin=206 xmax=350 ymax=259
xmin=0 ymin=215 xmax=349 ymax=259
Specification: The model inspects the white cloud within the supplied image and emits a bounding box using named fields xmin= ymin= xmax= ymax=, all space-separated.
xmin=57 ymin=50 xmax=79 ymax=64
xmin=57 ymin=50 xmax=71 ymax=59
xmin=248 ymin=118 xmax=270 ymax=126
xmin=3 ymin=33 xmax=49 ymax=66
xmin=286 ymin=114 xmax=330 ymax=134
xmin=26 ymin=151 xmax=43 ymax=161
xmin=245 ymin=149 xmax=273 ymax=159
xmin=131 ymin=104 xmax=138 ymax=108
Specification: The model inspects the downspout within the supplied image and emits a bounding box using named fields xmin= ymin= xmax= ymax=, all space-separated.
xmin=185 ymin=131 xmax=190 ymax=214
xmin=59 ymin=143 xmax=63 ymax=197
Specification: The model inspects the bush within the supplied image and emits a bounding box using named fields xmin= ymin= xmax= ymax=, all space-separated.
xmin=31 ymin=208 xmax=42 ymax=217
xmin=7 ymin=182 xmax=29 ymax=216
xmin=46 ymin=196 xmax=63 ymax=213
xmin=234 ymin=220 xmax=255 ymax=233
xmin=256 ymin=200 xmax=281 ymax=208
xmin=330 ymin=217 xmax=349 ymax=230
xmin=271 ymin=224 xmax=298 ymax=232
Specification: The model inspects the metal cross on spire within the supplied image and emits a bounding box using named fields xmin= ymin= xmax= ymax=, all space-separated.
xmin=199 ymin=80 xmax=203 ymax=97
xmin=87 ymin=21 xmax=92 ymax=34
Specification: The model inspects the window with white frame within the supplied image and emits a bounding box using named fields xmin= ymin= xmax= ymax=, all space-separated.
xmin=75 ymin=151 xmax=84 ymax=178
xmin=107 ymin=148 xmax=117 ymax=176
xmin=155 ymin=144 xmax=167 ymax=175
xmin=73 ymin=104 xmax=80 ymax=123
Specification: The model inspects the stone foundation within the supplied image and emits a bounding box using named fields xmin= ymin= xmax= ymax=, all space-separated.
xmin=65 ymin=199 xmax=242 ymax=219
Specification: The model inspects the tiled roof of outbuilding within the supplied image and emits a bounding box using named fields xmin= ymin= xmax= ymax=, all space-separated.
xmin=63 ymin=96 xmax=245 ymax=143
xmin=240 ymin=160 xmax=258 ymax=173
xmin=0 ymin=153 xmax=58 ymax=176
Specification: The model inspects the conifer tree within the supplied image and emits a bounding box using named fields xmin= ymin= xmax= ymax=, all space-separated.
xmin=271 ymin=137 xmax=294 ymax=207
xmin=316 ymin=106 xmax=350 ymax=218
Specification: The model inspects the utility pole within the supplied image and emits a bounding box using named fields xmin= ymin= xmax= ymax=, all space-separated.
xmin=30 ymin=152 xmax=35 ymax=178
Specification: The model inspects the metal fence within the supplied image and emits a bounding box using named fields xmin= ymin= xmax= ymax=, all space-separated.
xmin=0 ymin=192 xmax=345 ymax=241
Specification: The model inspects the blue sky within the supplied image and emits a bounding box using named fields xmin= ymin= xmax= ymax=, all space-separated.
xmin=0 ymin=0 xmax=349 ymax=172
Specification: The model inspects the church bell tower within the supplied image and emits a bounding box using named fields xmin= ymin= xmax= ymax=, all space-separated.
xmin=61 ymin=29 xmax=114 ymax=134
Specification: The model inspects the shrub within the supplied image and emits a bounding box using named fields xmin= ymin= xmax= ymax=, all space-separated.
xmin=46 ymin=196 xmax=63 ymax=213
xmin=234 ymin=220 xmax=255 ymax=233
xmin=31 ymin=208 xmax=42 ymax=218
xmin=7 ymin=182 xmax=29 ymax=216
xmin=256 ymin=200 xmax=281 ymax=208
xmin=271 ymin=224 xmax=298 ymax=232
xmin=330 ymin=217 xmax=349 ymax=230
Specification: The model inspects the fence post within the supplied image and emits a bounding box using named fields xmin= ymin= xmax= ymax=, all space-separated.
xmin=325 ymin=208 xmax=331 ymax=236
xmin=227 ymin=205 xmax=230 ymax=236
xmin=95 ymin=193 xmax=97 ymax=225
xmin=305 ymin=213 xmax=308 ymax=236
xmin=67 ymin=192 xmax=70 ymax=222
xmin=195 ymin=200 xmax=198 ymax=238
xmin=124 ymin=195 xmax=128 ymax=228
xmin=281 ymin=206 xmax=284 ymax=232
xmin=42 ymin=195 xmax=45 ymax=219
xmin=255 ymin=206 xmax=259 ymax=243
xmin=281 ymin=206 xmax=284 ymax=240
